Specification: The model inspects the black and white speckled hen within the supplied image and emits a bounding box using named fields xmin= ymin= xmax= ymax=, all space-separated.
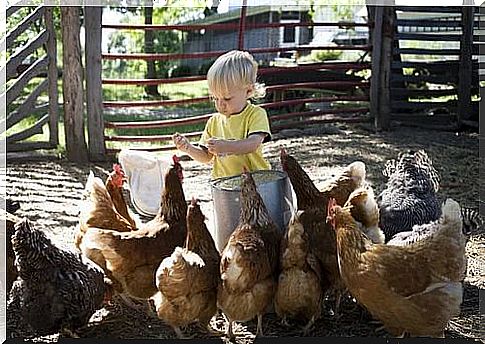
xmin=460 ymin=207 xmax=484 ymax=235
xmin=388 ymin=202 xmax=483 ymax=246
xmin=378 ymin=150 xmax=441 ymax=241
xmin=8 ymin=219 xmax=108 ymax=336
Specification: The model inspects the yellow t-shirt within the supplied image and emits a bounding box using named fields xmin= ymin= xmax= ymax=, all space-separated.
xmin=199 ymin=102 xmax=272 ymax=180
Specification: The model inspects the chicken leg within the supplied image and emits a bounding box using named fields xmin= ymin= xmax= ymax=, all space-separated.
xmin=280 ymin=316 xmax=290 ymax=327
xmin=256 ymin=314 xmax=264 ymax=336
xmin=302 ymin=315 xmax=316 ymax=336
xmin=173 ymin=326 xmax=195 ymax=339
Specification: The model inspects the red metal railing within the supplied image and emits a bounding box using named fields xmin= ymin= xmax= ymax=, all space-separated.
xmin=102 ymin=62 xmax=371 ymax=86
xmin=102 ymin=21 xmax=371 ymax=31
xmin=102 ymin=45 xmax=371 ymax=61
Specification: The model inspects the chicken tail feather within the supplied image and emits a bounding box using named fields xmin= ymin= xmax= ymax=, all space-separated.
xmin=347 ymin=161 xmax=366 ymax=187
xmin=442 ymin=199 xmax=462 ymax=229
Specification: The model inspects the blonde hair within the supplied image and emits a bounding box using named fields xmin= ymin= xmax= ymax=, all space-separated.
xmin=207 ymin=50 xmax=266 ymax=99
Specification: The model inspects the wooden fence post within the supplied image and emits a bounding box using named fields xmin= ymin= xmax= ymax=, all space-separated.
xmin=61 ymin=6 xmax=89 ymax=162
xmin=45 ymin=7 xmax=59 ymax=148
xmin=370 ymin=6 xmax=383 ymax=130
xmin=457 ymin=4 xmax=474 ymax=126
xmin=370 ymin=5 xmax=394 ymax=131
xmin=85 ymin=6 xmax=106 ymax=161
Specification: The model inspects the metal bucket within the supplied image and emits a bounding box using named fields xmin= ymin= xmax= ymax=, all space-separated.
xmin=210 ymin=170 xmax=293 ymax=253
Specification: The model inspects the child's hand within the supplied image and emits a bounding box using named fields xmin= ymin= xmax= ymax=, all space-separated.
xmin=207 ymin=137 xmax=230 ymax=156
xmin=173 ymin=133 xmax=190 ymax=153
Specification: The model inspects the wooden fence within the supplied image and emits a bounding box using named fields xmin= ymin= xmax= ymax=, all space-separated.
xmin=3 ymin=6 xmax=59 ymax=152
xmin=387 ymin=6 xmax=481 ymax=129
xmin=3 ymin=5 xmax=480 ymax=160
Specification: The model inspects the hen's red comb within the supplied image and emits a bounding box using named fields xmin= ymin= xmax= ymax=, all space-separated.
xmin=113 ymin=164 xmax=123 ymax=174
xmin=172 ymin=155 xmax=180 ymax=164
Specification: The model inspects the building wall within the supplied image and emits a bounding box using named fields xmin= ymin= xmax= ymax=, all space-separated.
xmin=181 ymin=10 xmax=311 ymax=73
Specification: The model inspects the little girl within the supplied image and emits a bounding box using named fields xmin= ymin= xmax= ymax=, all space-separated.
xmin=173 ymin=50 xmax=271 ymax=180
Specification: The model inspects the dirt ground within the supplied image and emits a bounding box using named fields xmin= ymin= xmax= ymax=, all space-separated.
xmin=4 ymin=123 xmax=483 ymax=342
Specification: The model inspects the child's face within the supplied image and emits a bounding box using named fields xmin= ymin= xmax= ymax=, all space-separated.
xmin=210 ymin=84 xmax=252 ymax=117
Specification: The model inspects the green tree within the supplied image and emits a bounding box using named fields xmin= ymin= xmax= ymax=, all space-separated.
xmin=105 ymin=4 xmax=207 ymax=98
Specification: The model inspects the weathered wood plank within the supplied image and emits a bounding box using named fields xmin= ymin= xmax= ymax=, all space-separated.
xmin=85 ymin=6 xmax=105 ymax=161
xmin=5 ymin=7 xmax=45 ymax=49
xmin=458 ymin=6 xmax=474 ymax=122
xmin=396 ymin=19 xmax=462 ymax=28
xmin=391 ymin=88 xmax=458 ymax=98
xmin=7 ymin=113 xmax=49 ymax=144
xmin=45 ymin=7 xmax=59 ymax=147
xmin=395 ymin=6 xmax=466 ymax=13
xmin=396 ymin=32 xmax=462 ymax=41
xmin=398 ymin=19 xmax=482 ymax=29
xmin=7 ymin=141 xmax=55 ymax=152
xmin=7 ymin=91 xmax=49 ymax=132
xmin=391 ymin=60 xmax=478 ymax=69
xmin=5 ymin=104 xmax=49 ymax=134
xmin=390 ymin=74 xmax=457 ymax=84
xmin=5 ymin=56 xmax=49 ymax=106
xmin=6 ymin=30 xmax=48 ymax=80
xmin=370 ymin=6 xmax=384 ymax=130
xmin=396 ymin=47 xmax=461 ymax=55
xmin=373 ymin=6 xmax=394 ymax=131
xmin=6 ymin=79 xmax=48 ymax=129
xmin=391 ymin=100 xmax=457 ymax=110
xmin=6 ymin=6 xmax=22 ymax=17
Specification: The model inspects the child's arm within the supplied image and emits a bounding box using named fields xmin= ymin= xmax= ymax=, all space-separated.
xmin=206 ymin=133 xmax=266 ymax=156
xmin=173 ymin=133 xmax=213 ymax=164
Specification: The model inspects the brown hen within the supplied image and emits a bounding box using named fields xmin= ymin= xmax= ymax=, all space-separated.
xmin=105 ymin=164 xmax=137 ymax=229
xmin=79 ymin=157 xmax=187 ymax=302
xmin=217 ymin=170 xmax=281 ymax=339
xmin=344 ymin=186 xmax=385 ymax=244
xmin=76 ymin=165 xmax=137 ymax=250
xmin=328 ymin=197 xmax=466 ymax=337
xmin=274 ymin=210 xmax=323 ymax=334
xmin=280 ymin=149 xmax=366 ymax=313
xmin=152 ymin=198 xmax=220 ymax=338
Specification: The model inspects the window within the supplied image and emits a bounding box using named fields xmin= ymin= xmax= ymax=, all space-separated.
xmin=280 ymin=19 xmax=300 ymax=47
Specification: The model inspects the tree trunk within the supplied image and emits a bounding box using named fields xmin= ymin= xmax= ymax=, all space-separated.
xmin=145 ymin=6 xmax=160 ymax=97
xmin=61 ymin=7 xmax=89 ymax=162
